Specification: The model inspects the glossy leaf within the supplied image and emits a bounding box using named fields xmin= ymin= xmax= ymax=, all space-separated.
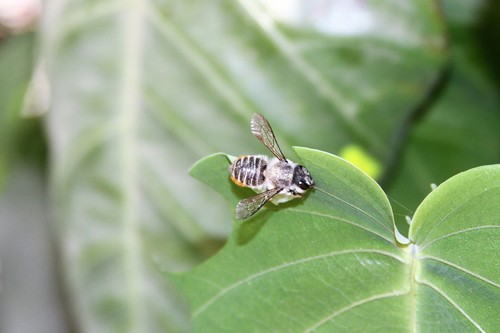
xmin=409 ymin=165 xmax=500 ymax=332
xmin=176 ymin=149 xmax=499 ymax=332
xmin=41 ymin=1 xmax=450 ymax=331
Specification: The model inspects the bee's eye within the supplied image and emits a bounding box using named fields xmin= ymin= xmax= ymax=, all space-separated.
xmin=298 ymin=181 xmax=308 ymax=190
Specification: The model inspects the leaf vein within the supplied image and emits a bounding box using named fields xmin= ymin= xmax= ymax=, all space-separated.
xmin=236 ymin=0 xmax=383 ymax=150
xmin=303 ymin=291 xmax=406 ymax=333
xmin=120 ymin=0 xmax=146 ymax=330
xmin=419 ymin=225 xmax=500 ymax=252
xmin=417 ymin=255 xmax=500 ymax=288
xmin=417 ymin=281 xmax=486 ymax=333
xmin=289 ymin=208 xmax=395 ymax=245
xmin=193 ymin=249 xmax=405 ymax=317
xmin=418 ymin=184 xmax=500 ymax=246
xmin=147 ymin=7 xmax=254 ymax=121
xmin=315 ymin=186 xmax=393 ymax=234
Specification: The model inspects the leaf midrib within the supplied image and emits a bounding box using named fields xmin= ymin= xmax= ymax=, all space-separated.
xmin=120 ymin=0 xmax=146 ymax=331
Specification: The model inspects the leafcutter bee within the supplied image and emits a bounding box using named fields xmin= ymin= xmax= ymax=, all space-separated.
xmin=228 ymin=113 xmax=314 ymax=219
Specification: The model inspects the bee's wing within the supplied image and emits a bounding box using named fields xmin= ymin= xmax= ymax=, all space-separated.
xmin=236 ymin=187 xmax=282 ymax=220
xmin=251 ymin=113 xmax=287 ymax=161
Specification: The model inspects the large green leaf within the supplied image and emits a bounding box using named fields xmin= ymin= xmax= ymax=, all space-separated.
xmin=176 ymin=148 xmax=499 ymax=332
xmin=42 ymin=0 xmax=449 ymax=331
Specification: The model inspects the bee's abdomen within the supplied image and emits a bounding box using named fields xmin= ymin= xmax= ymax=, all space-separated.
xmin=229 ymin=155 xmax=267 ymax=188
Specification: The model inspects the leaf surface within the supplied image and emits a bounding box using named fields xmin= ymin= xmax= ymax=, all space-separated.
xmin=409 ymin=165 xmax=500 ymax=332
xmin=42 ymin=0 xmax=448 ymax=331
xmin=178 ymin=149 xmax=500 ymax=332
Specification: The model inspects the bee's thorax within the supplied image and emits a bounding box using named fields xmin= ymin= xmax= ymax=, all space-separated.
xmin=265 ymin=159 xmax=294 ymax=189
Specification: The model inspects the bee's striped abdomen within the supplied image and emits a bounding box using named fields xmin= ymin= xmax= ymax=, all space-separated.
xmin=229 ymin=155 xmax=267 ymax=188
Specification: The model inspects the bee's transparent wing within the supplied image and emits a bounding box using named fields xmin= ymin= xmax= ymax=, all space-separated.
xmin=251 ymin=113 xmax=287 ymax=161
xmin=236 ymin=187 xmax=282 ymax=220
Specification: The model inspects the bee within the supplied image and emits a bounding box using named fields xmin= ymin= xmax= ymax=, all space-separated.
xmin=228 ymin=113 xmax=314 ymax=220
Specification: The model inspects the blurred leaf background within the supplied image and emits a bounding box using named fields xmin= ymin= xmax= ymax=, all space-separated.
xmin=0 ymin=0 xmax=498 ymax=332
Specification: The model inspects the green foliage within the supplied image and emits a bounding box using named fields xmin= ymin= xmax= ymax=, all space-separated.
xmin=386 ymin=1 xmax=500 ymax=233
xmin=0 ymin=0 xmax=499 ymax=332
xmin=178 ymin=149 xmax=499 ymax=332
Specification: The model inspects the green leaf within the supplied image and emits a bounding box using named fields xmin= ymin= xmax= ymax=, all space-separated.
xmin=189 ymin=153 xmax=238 ymax=206
xmin=409 ymin=165 xmax=500 ymax=332
xmin=176 ymin=149 xmax=499 ymax=332
xmin=411 ymin=166 xmax=500 ymax=282
xmin=41 ymin=1 xmax=450 ymax=330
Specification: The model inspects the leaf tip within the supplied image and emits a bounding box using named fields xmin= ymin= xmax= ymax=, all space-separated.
xmin=188 ymin=152 xmax=232 ymax=177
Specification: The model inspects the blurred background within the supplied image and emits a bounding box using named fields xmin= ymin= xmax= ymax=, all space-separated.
xmin=0 ymin=0 xmax=499 ymax=332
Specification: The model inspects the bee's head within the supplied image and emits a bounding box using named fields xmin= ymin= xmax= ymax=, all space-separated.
xmin=292 ymin=165 xmax=314 ymax=194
